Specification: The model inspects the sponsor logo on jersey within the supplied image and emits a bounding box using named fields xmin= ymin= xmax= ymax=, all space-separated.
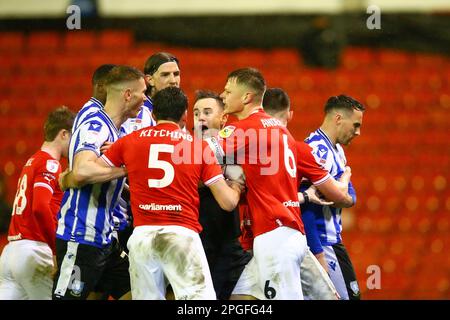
xmin=218 ymin=126 xmax=236 ymax=138
xmin=314 ymin=144 xmax=328 ymax=165
xmin=328 ymin=260 xmax=337 ymax=271
xmin=283 ymin=200 xmax=301 ymax=208
xmin=130 ymin=118 xmax=142 ymax=132
xmin=7 ymin=233 xmax=22 ymax=241
xmin=139 ymin=203 xmax=183 ymax=212
xmin=46 ymin=160 xmax=59 ymax=173
xmin=88 ymin=120 xmax=103 ymax=132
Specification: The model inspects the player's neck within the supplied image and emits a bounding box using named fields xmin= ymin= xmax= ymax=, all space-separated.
xmin=157 ymin=120 xmax=180 ymax=128
xmin=103 ymin=102 xmax=126 ymax=130
xmin=235 ymin=104 xmax=263 ymax=120
xmin=41 ymin=142 xmax=61 ymax=160
xmin=319 ymin=123 xmax=337 ymax=146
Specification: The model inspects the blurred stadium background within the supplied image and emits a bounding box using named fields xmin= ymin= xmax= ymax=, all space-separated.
xmin=0 ymin=0 xmax=448 ymax=300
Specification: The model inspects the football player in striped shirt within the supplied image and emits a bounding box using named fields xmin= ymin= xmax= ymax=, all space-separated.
xmin=301 ymin=94 xmax=365 ymax=300
xmin=52 ymin=66 xmax=146 ymax=300
xmin=0 ymin=106 xmax=75 ymax=299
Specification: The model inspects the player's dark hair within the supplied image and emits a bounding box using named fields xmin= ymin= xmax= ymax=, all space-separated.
xmin=324 ymin=95 xmax=365 ymax=115
xmin=152 ymin=87 xmax=188 ymax=123
xmin=263 ymin=88 xmax=290 ymax=113
xmin=194 ymin=90 xmax=224 ymax=110
xmin=91 ymin=64 xmax=116 ymax=86
xmin=104 ymin=65 xmax=144 ymax=87
xmin=44 ymin=106 xmax=76 ymax=141
xmin=144 ymin=52 xmax=179 ymax=76
xmin=227 ymin=68 xmax=266 ymax=97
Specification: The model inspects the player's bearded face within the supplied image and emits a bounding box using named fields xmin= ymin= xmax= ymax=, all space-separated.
xmin=220 ymin=79 xmax=245 ymax=116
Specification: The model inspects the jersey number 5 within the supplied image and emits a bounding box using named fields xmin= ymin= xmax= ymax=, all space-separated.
xmin=148 ymin=144 xmax=175 ymax=188
xmin=12 ymin=174 xmax=28 ymax=215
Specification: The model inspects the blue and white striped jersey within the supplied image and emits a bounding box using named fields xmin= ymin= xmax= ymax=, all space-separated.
xmin=56 ymin=110 xmax=126 ymax=248
xmin=115 ymin=97 xmax=155 ymax=231
xmin=301 ymin=128 xmax=356 ymax=251
xmin=71 ymin=97 xmax=156 ymax=232
xmin=72 ymin=97 xmax=104 ymax=133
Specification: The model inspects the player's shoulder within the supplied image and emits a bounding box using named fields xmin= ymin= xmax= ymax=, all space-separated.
xmin=305 ymin=131 xmax=329 ymax=149
xmin=218 ymin=124 xmax=238 ymax=139
xmin=80 ymin=98 xmax=102 ymax=111
xmin=297 ymin=140 xmax=314 ymax=153
xmin=31 ymin=151 xmax=60 ymax=173
xmin=78 ymin=112 xmax=109 ymax=133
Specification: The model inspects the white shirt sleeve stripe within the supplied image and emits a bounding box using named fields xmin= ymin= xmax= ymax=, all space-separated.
xmin=100 ymin=155 xmax=115 ymax=167
xmin=34 ymin=182 xmax=54 ymax=194
xmin=312 ymin=174 xmax=332 ymax=186
xmin=204 ymin=174 xmax=224 ymax=186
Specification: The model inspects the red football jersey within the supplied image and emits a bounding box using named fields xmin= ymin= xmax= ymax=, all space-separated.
xmin=8 ymin=150 xmax=62 ymax=252
xmin=237 ymin=141 xmax=331 ymax=250
xmin=238 ymin=200 xmax=253 ymax=251
xmin=220 ymin=109 xmax=304 ymax=237
xmin=102 ymin=123 xmax=223 ymax=233
xmin=297 ymin=141 xmax=330 ymax=184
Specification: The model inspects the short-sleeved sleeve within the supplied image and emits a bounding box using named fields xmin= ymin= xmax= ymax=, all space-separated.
xmin=101 ymin=136 xmax=127 ymax=168
xmin=33 ymin=158 xmax=61 ymax=194
xmin=297 ymin=142 xmax=330 ymax=185
xmin=307 ymin=139 xmax=334 ymax=173
xmin=75 ymin=119 xmax=110 ymax=156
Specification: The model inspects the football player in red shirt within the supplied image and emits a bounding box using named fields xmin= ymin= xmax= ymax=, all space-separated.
xmin=61 ymin=87 xmax=243 ymax=300
xmin=0 ymin=106 xmax=75 ymax=299
xmin=218 ymin=68 xmax=307 ymax=300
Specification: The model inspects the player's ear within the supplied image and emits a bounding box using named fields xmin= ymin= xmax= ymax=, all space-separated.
xmin=242 ymin=92 xmax=252 ymax=105
xmin=334 ymin=111 xmax=343 ymax=125
xmin=178 ymin=110 xmax=188 ymax=128
xmin=58 ymin=129 xmax=71 ymax=141
xmin=287 ymin=110 xmax=293 ymax=123
xmin=146 ymin=74 xmax=155 ymax=87
xmin=220 ymin=113 xmax=228 ymax=127
xmin=124 ymin=88 xmax=132 ymax=102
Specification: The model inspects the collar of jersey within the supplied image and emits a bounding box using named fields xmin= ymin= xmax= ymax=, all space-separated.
xmin=89 ymin=97 xmax=104 ymax=109
xmin=317 ymin=128 xmax=338 ymax=151
xmin=98 ymin=109 xmax=120 ymax=135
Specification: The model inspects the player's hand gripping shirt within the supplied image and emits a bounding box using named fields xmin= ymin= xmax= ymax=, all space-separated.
xmin=101 ymin=123 xmax=223 ymax=233
xmin=8 ymin=150 xmax=62 ymax=253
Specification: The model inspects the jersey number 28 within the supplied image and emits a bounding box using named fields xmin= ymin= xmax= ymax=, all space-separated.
xmin=12 ymin=174 xmax=28 ymax=215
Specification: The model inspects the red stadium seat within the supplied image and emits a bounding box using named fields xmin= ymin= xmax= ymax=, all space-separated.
xmin=0 ymin=32 xmax=25 ymax=52
xmin=64 ymin=31 xmax=97 ymax=51
xmin=27 ymin=32 xmax=61 ymax=51
xmin=98 ymin=30 xmax=133 ymax=49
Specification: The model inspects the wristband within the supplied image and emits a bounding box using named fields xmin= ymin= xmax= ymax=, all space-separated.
xmin=302 ymin=191 xmax=310 ymax=204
